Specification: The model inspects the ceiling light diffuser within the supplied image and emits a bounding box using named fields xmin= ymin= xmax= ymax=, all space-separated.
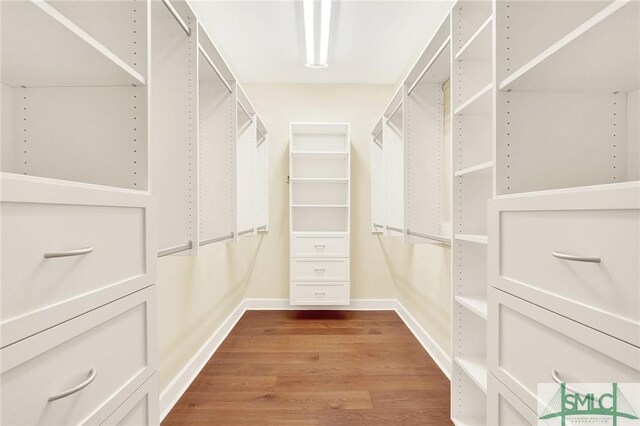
xmin=303 ymin=0 xmax=331 ymax=68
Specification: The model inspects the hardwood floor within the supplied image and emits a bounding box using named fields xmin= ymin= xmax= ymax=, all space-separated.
xmin=162 ymin=310 xmax=452 ymax=425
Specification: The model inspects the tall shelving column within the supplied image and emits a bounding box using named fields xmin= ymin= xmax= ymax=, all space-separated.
xmin=450 ymin=1 xmax=494 ymax=424
xmin=289 ymin=123 xmax=351 ymax=306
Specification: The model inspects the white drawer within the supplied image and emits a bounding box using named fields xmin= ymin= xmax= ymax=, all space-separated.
xmin=291 ymin=258 xmax=349 ymax=281
xmin=291 ymin=234 xmax=349 ymax=257
xmin=0 ymin=286 xmax=157 ymax=426
xmin=488 ymin=373 xmax=537 ymax=426
xmin=489 ymin=183 xmax=640 ymax=346
xmin=290 ymin=283 xmax=350 ymax=305
xmin=488 ymin=287 xmax=640 ymax=413
xmin=1 ymin=175 xmax=156 ymax=347
xmin=103 ymin=373 xmax=159 ymax=426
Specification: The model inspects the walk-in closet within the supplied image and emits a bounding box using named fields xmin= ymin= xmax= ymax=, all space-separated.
xmin=1 ymin=0 xmax=638 ymax=425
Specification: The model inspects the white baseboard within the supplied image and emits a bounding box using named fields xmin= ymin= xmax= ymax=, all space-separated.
xmin=159 ymin=297 xmax=450 ymax=421
xmin=159 ymin=299 xmax=247 ymax=421
xmin=244 ymin=298 xmax=397 ymax=310
xmin=395 ymin=300 xmax=452 ymax=379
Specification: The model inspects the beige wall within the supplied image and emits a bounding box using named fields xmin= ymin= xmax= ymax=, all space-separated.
xmin=158 ymin=83 xmax=451 ymax=391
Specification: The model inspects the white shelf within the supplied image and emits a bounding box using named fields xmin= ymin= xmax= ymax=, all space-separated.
xmin=455 ymin=295 xmax=488 ymax=320
xmin=499 ymin=0 xmax=639 ymax=92
xmin=455 ymin=355 xmax=488 ymax=393
xmin=291 ymin=151 xmax=349 ymax=159
xmin=455 ymin=234 xmax=488 ymax=245
xmin=454 ymin=161 xmax=493 ymax=177
xmin=2 ymin=0 xmax=145 ymax=88
xmin=455 ymin=83 xmax=492 ymax=116
xmin=452 ymin=416 xmax=487 ymax=426
xmin=291 ymin=204 xmax=348 ymax=208
xmin=291 ymin=178 xmax=349 ymax=183
xmin=455 ymin=16 xmax=492 ymax=62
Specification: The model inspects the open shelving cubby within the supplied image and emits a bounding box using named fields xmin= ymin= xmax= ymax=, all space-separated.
xmin=151 ymin=0 xmax=198 ymax=257
xmin=1 ymin=0 xmax=148 ymax=190
xmin=290 ymin=123 xmax=350 ymax=234
xmin=495 ymin=0 xmax=639 ymax=196
xmin=451 ymin=0 xmax=493 ymax=423
xmin=197 ymin=23 xmax=237 ymax=245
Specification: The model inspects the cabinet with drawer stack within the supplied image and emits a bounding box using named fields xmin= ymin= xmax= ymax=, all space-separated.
xmin=0 ymin=0 xmax=158 ymax=424
xmin=289 ymin=123 xmax=351 ymax=305
xmin=486 ymin=0 xmax=640 ymax=424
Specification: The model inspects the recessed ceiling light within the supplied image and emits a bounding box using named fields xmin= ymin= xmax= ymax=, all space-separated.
xmin=303 ymin=0 xmax=332 ymax=68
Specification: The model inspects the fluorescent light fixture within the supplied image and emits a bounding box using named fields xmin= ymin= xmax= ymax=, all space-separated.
xmin=303 ymin=0 xmax=331 ymax=68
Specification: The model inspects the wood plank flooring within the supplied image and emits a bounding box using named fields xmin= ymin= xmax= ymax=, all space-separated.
xmin=162 ymin=310 xmax=452 ymax=425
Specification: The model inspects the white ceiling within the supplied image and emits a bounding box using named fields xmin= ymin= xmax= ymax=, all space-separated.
xmin=190 ymin=1 xmax=453 ymax=84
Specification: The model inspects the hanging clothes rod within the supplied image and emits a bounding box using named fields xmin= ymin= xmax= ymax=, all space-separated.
xmin=256 ymin=225 xmax=268 ymax=232
xmin=386 ymin=226 xmax=404 ymax=233
xmin=406 ymin=36 xmax=451 ymax=96
xmin=237 ymin=228 xmax=254 ymax=236
xmin=406 ymin=229 xmax=451 ymax=245
xmin=161 ymin=0 xmax=191 ymax=37
xmin=158 ymin=241 xmax=192 ymax=257
xmin=199 ymin=233 xmax=234 ymax=246
xmin=198 ymin=45 xmax=233 ymax=94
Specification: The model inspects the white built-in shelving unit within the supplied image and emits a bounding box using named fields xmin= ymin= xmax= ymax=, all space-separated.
xmin=371 ymin=14 xmax=452 ymax=245
xmin=197 ymin=23 xmax=269 ymax=248
xmin=151 ymin=0 xmax=198 ymax=256
xmin=450 ymin=0 xmax=493 ymax=424
xmin=487 ymin=1 xmax=640 ymax=424
xmin=290 ymin=123 xmax=351 ymax=305
xmin=1 ymin=0 xmax=159 ymax=423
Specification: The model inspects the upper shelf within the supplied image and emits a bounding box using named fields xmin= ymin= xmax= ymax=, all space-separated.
xmin=455 ymin=16 xmax=492 ymax=62
xmin=499 ymin=0 xmax=639 ymax=92
xmin=1 ymin=0 xmax=145 ymax=88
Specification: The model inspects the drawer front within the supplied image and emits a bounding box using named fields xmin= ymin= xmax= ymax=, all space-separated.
xmin=103 ymin=373 xmax=159 ymax=426
xmin=291 ymin=235 xmax=349 ymax=257
xmin=488 ymin=373 xmax=537 ymax=426
xmin=290 ymin=283 xmax=350 ymax=305
xmin=489 ymin=184 xmax=640 ymax=346
xmin=291 ymin=258 xmax=349 ymax=281
xmin=1 ymin=176 xmax=155 ymax=347
xmin=0 ymin=286 xmax=157 ymax=426
xmin=488 ymin=287 xmax=640 ymax=412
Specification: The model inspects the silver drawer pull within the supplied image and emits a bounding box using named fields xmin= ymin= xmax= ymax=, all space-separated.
xmin=44 ymin=247 xmax=94 ymax=259
xmin=48 ymin=368 xmax=97 ymax=402
xmin=552 ymin=251 xmax=601 ymax=263
xmin=551 ymin=369 xmax=586 ymax=397
xmin=314 ymin=292 xmax=325 ymax=297
xmin=314 ymin=244 xmax=326 ymax=250
xmin=314 ymin=268 xmax=326 ymax=273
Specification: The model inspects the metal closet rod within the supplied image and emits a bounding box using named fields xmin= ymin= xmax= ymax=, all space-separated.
xmin=386 ymin=225 xmax=404 ymax=233
xmin=161 ymin=0 xmax=191 ymax=37
xmin=256 ymin=225 xmax=267 ymax=231
xmin=406 ymin=36 xmax=451 ymax=96
xmin=406 ymin=229 xmax=451 ymax=245
xmin=373 ymin=223 xmax=384 ymax=228
xmin=158 ymin=241 xmax=193 ymax=257
xmin=200 ymin=233 xmax=235 ymax=246
xmin=198 ymin=45 xmax=233 ymax=94
xmin=237 ymin=228 xmax=254 ymax=236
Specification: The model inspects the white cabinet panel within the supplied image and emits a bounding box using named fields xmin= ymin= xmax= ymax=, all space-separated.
xmin=291 ymin=234 xmax=349 ymax=258
xmin=291 ymin=258 xmax=349 ymax=282
xmin=488 ymin=287 xmax=640 ymax=413
xmin=489 ymin=183 xmax=640 ymax=346
xmin=290 ymin=283 xmax=350 ymax=306
xmin=0 ymin=174 xmax=155 ymax=347
xmin=0 ymin=286 xmax=157 ymax=426
xmin=487 ymin=373 xmax=537 ymax=426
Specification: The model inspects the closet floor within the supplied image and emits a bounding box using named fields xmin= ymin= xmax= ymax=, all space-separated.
xmin=162 ymin=310 xmax=451 ymax=425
